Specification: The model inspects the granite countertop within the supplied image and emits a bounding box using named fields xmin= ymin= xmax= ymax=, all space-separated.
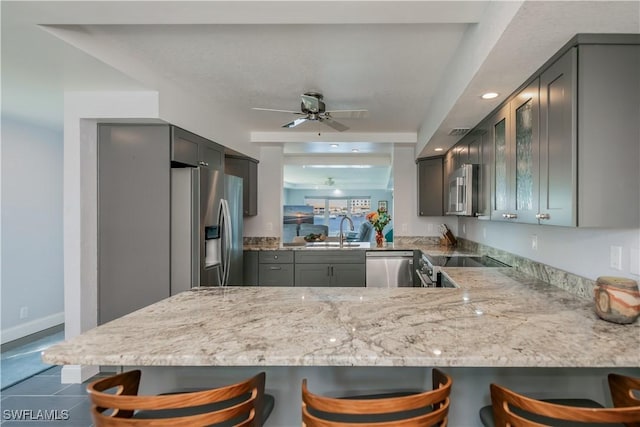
xmin=243 ymin=241 xmax=470 ymax=256
xmin=42 ymin=268 xmax=639 ymax=368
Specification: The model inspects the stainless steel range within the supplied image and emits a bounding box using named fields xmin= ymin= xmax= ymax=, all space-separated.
xmin=416 ymin=253 xmax=509 ymax=287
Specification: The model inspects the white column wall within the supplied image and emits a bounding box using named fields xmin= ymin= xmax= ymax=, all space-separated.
xmin=62 ymin=91 xmax=159 ymax=383
xmin=244 ymin=146 xmax=284 ymax=238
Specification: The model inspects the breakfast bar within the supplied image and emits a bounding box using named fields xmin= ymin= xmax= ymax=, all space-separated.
xmin=42 ymin=266 xmax=639 ymax=425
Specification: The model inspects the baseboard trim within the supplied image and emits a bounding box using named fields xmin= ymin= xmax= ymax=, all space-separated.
xmin=61 ymin=365 xmax=100 ymax=384
xmin=1 ymin=312 xmax=65 ymax=344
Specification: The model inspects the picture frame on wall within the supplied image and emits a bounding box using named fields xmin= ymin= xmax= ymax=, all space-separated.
xmin=378 ymin=200 xmax=388 ymax=211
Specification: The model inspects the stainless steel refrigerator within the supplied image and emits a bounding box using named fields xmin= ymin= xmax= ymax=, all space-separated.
xmin=218 ymin=174 xmax=243 ymax=286
xmin=171 ymin=169 xmax=243 ymax=292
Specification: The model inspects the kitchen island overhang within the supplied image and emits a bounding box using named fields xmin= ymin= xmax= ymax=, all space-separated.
xmin=42 ymin=273 xmax=640 ymax=426
xmin=42 ymin=272 xmax=640 ymax=368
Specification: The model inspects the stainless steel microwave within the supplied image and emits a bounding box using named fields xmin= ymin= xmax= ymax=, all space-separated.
xmin=446 ymin=164 xmax=477 ymax=216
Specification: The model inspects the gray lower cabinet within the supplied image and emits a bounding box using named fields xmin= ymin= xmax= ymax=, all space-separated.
xmin=243 ymin=251 xmax=259 ymax=286
xmin=258 ymin=251 xmax=294 ymax=286
xmin=295 ymin=251 xmax=366 ymax=287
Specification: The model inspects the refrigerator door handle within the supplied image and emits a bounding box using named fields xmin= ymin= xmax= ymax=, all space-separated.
xmin=217 ymin=198 xmax=233 ymax=286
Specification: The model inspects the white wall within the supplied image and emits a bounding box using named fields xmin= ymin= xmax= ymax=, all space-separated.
xmin=62 ymin=91 xmax=160 ymax=383
xmin=1 ymin=116 xmax=64 ymax=342
xmin=244 ymin=146 xmax=283 ymax=237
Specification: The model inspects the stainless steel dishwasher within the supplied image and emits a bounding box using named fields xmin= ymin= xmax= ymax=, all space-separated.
xmin=365 ymin=251 xmax=414 ymax=287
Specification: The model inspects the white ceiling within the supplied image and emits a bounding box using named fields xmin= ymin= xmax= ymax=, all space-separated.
xmin=2 ymin=1 xmax=639 ymax=189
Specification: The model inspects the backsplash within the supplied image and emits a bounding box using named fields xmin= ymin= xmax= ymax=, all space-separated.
xmin=243 ymin=236 xmax=280 ymax=249
xmin=244 ymin=235 xmax=596 ymax=300
xmin=457 ymin=238 xmax=596 ymax=300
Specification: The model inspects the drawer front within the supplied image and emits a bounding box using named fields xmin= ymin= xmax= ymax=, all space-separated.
xmin=258 ymin=251 xmax=294 ymax=264
xmin=259 ymin=264 xmax=294 ymax=286
xmin=295 ymin=250 xmax=365 ymax=264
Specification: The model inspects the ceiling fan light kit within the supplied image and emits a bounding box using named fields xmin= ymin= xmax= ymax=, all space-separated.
xmin=252 ymin=92 xmax=367 ymax=132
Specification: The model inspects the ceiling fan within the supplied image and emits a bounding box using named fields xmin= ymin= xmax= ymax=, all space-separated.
xmin=252 ymin=92 xmax=368 ymax=132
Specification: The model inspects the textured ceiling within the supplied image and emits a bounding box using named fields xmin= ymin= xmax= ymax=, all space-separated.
xmin=81 ymin=23 xmax=468 ymax=134
xmin=3 ymin=1 xmax=639 ymax=190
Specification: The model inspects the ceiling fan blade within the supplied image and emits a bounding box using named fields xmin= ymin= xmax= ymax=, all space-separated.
xmin=325 ymin=109 xmax=369 ymax=119
xmin=282 ymin=117 xmax=308 ymax=128
xmin=252 ymin=107 xmax=304 ymax=114
xmin=319 ymin=116 xmax=349 ymax=132
xmin=300 ymin=94 xmax=320 ymax=113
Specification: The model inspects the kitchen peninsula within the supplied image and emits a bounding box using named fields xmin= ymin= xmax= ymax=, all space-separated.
xmin=43 ymin=256 xmax=639 ymax=426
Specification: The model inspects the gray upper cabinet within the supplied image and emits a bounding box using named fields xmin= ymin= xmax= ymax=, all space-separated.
xmin=417 ymin=157 xmax=443 ymax=216
xmin=574 ymin=44 xmax=639 ymax=227
xmin=171 ymin=126 xmax=224 ymax=171
xmin=466 ymin=125 xmax=491 ymax=218
xmin=538 ymin=42 xmax=639 ymax=227
xmin=489 ymin=102 xmax=512 ymax=222
xmin=171 ymin=127 xmax=199 ymax=167
xmin=510 ymin=78 xmax=540 ymax=224
xmin=225 ymin=155 xmax=259 ymax=216
xmin=539 ymin=48 xmax=576 ymax=226
xmin=481 ymin=35 xmax=638 ymax=227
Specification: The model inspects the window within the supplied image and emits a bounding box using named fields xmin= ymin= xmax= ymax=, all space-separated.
xmin=305 ymin=197 xmax=371 ymax=236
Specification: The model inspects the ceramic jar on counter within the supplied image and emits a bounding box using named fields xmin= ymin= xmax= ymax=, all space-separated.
xmin=594 ymin=276 xmax=640 ymax=324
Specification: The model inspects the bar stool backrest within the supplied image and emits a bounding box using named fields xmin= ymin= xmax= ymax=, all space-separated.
xmin=302 ymin=368 xmax=452 ymax=427
xmin=87 ymin=370 xmax=266 ymax=427
xmin=490 ymin=383 xmax=640 ymax=427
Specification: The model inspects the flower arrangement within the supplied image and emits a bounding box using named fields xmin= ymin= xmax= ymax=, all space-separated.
xmin=366 ymin=207 xmax=391 ymax=232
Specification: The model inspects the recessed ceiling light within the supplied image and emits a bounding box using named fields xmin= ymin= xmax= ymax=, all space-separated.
xmin=481 ymin=92 xmax=499 ymax=100
xmin=351 ymin=148 xmax=359 ymax=153
xmin=330 ymin=144 xmax=339 ymax=148
xmin=434 ymin=148 xmax=444 ymax=152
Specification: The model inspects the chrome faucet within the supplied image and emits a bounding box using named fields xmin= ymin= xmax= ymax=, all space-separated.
xmin=339 ymin=216 xmax=354 ymax=248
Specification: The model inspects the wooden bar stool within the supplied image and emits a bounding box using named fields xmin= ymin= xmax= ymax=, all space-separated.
xmin=301 ymin=368 xmax=452 ymax=426
xmin=87 ymin=370 xmax=274 ymax=427
xmin=608 ymin=373 xmax=640 ymax=412
xmin=479 ymin=373 xmax=640 ymax=427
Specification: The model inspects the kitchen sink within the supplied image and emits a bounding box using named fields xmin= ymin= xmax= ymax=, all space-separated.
xmin=305 ymin=242 xmax=368 ymax=249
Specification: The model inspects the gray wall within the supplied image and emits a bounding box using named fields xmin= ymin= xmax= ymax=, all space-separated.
xmin=1 ymin=116 xmax=64 ymax=341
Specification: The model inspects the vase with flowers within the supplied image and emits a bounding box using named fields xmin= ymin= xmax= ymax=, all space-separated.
xmin=366 ymin=206 xmax=391 ymax=248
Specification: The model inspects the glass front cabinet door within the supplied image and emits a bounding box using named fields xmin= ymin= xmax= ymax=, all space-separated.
xmin=511 ymin=78 xmax=540 ymax=224
xmin=490 ymin=79 xmax=540 ymax=223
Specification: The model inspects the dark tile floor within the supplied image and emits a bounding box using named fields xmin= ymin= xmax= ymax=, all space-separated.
xmin=0 ymin=366 xmax=105 ymax=426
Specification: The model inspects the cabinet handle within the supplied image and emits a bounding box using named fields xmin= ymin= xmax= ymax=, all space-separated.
xmin=269 ymin=266 xmax=282 ymax=270
xmin=536 ymin=213 xmax=551 ymax=220
xmin=502 ymin=213 xmax=518 ymax=219
xmin=274 ymin=255 xmax=278 ymax=260
xmin=331 ymin=266 xmax=334 ymax=276
xmin=198 ymin=161 xmax=209 ymax=167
